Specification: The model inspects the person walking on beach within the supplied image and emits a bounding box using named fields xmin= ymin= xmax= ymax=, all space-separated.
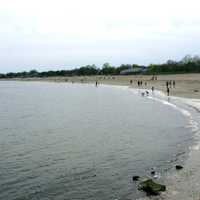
xmin=166 ymin=81 xmax=168 ymax=88
xmin=167 ymin=86 xmax=170 ymax=96
xmin=151 ymin=86 xmax=154 ymax=93
xmin=169 ymin=80 xmax=172 ymax=88
xmin=130 ymin=80 xmax=133 ymax=84
xmin=173 ymin=80 xmax=176 ymax=88
xmin=95 ymin=81 xmax=98 ymax=87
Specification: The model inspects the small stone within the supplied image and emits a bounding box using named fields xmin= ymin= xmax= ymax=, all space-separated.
xmin=151 ymin=171 xmax=155 ymax=175
xmin=132 ymin=176 xmax=140 ymax=181
xmin=175 ymin=165 xmax=183 ymax=170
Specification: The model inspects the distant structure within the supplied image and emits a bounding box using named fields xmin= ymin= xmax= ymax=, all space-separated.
xmin=120 ymin=66 xmax=148 ymax=75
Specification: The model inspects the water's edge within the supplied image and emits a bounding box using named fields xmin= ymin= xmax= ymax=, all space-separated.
xmin=101 ymin=84 xmax=200 ymax=200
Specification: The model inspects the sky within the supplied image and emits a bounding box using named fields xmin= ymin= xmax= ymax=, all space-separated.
xmin=1 ymin=0 xmax=200 ymax=73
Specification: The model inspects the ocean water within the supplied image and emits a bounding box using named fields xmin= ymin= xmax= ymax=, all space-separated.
xmin=0 ymin=81 xmax=193 ymax=200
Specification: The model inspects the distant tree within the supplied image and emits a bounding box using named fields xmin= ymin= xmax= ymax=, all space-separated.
xmin=28 ymin=69 xmax=39 ymax=77
xmin=1 ymin=54 xmax=200 ymax=79
xmin=180 ymin=55 xmax=193 ymax=64
xmin=101 ymin=63 xmax=116 ymax=75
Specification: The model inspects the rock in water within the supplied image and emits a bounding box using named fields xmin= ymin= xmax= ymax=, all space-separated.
xmin=175 ymin=165 xmax=183 ymax=170
xmin=151 ymin=171 xmax=155 ymax=175
xmin=132 ymin=176 xmax=140 ymax=181
xmin=138 ymin=179 xmax=166 ymax=195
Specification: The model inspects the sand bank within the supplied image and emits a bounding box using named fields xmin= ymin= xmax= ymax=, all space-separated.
xmin=7 ymin=73 xmax=200 ymax=99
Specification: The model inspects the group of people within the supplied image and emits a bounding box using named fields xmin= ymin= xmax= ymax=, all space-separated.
xmin=129 ymin=78 xmax=176 ymax=97
xmin=166 ymin=80 xmax=176 ymax=96
xmin=166 ymin=80 xmax=176 ymax=88
xmin=130 ymin=80 xmax=148 ymax=87
xmin=94 ymin=77 xmax=176 ymax=97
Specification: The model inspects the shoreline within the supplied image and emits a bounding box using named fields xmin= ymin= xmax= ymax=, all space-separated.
xmin=156 ymin=96 xmax=200 ymax=200
xmin=1 ymin=73 xmax=200 ymax=99
xmin=103 ymin=84 xmax=200 ymax=200
xmin=1 ymin=76 xmax=200 ymax=199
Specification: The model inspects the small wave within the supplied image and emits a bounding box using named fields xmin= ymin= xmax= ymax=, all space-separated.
xmin=146 ymin=91 xmax=200 ymax=136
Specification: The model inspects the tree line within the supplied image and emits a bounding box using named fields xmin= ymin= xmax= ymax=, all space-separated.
xmin=1 ymin=55 xmax=200 ymax=78
xmin=148 ymin=55 xmax=200 ymax=74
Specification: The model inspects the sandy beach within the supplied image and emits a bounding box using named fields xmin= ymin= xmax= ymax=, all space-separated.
xmin=10 ymin=73 xmax=200 ymax=99
xmin=2 ymin=73 xmax=200 ymax=200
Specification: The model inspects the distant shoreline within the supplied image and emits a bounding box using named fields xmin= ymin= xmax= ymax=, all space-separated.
xmin=1 ymin=73 xmax=200 ymax=99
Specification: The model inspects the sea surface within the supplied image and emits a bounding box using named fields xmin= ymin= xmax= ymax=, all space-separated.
xmin=0 ymin=81 xmax=194 ymax=200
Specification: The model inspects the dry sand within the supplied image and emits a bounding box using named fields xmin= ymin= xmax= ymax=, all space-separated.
xmin=12 ymin=73 xmax=200 ymax=99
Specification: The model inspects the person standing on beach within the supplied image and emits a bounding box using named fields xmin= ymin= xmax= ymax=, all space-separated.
xmin=130 ymin=80 xmax=133 ymax=84
xmin=173 ymin=80 xmax=176 ymax=88
xmin=169 ymin=80 xmax=172 ymax=88
xmin=151 ymin=86 xmax=154 ymax=93
xmin=167 ymin=87 xmax=170 ymax=96
xmin=95 ymin=81 xmax=98 ymax=87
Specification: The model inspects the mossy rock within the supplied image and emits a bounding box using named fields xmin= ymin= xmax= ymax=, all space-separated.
xmin=138 ymin=179 xmax=166 ymax=195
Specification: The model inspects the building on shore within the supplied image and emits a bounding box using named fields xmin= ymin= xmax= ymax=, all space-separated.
xmin=120 ymin=66 xmax=148 ymax=75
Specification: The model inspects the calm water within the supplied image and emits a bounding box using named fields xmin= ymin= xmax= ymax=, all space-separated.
xmin=0 ymin=81 xmax=192 ymax=200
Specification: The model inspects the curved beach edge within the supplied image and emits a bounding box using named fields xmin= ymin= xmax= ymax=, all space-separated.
xmin=101 ymin=83 xmax=200 ymax=200
xmin=129 ymin=88 xmax=200 ymax=200
xmin=156 ymin=96 xmax=200 ymax=200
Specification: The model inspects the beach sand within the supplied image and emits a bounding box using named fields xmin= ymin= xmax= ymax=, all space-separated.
xmin=3 ymin=73 xmax=200 ymax=200
xmin=12 ymin=73 xmax=200 ymax=99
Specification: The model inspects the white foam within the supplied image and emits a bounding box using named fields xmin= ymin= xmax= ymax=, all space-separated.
xmin=129 ymin=88 xmax=200 ymax=145
xmin=99 ymin=84 xmax=200 ymax=149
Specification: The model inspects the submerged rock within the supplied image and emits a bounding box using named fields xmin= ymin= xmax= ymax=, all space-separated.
xmin=132 ymin=176 xmax=140 ymax=181
xmin=175 ymin=165 xmax=183 ymax=170
xmin=138 ymin=179 xmax=166 ymax=195
xmin=151 ymin=171 xmax=155 ymax=175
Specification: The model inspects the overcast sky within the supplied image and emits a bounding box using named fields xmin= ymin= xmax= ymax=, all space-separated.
xmin=1 ymin=0 xmax=200 ymax=73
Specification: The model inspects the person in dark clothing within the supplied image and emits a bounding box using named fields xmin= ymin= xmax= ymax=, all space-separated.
xmin=167 ymin=87 xmax=170 ymax=96
xmin=169 ymin=80 xmax=172 ymax=88
xmin=173 ymin=80 xmax=176 ymax=88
